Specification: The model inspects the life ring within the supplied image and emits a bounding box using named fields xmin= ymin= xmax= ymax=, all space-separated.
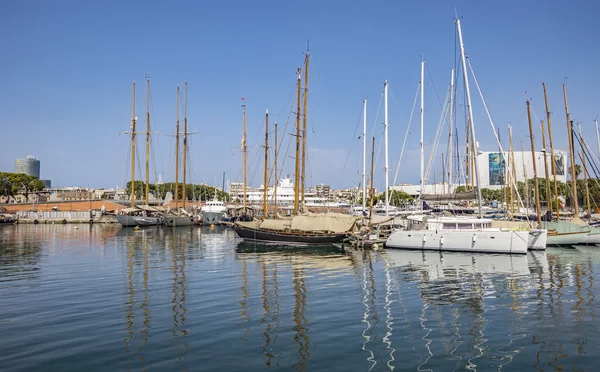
xmin=89 ymin=219 xmax=94 ymax=224
xmin=33 ymin=219 xmax=39 ymax=224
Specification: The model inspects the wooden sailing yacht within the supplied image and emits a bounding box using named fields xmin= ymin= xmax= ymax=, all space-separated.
xmin=540 ymin=83 xmax=591 ymax=245
xmin=165 ymin=83 xmax=197 ymax=227
xmin=233 ymin=52 xmax=360 ymax=244
xmin=116 ymin=79 xmax=164 ymax=227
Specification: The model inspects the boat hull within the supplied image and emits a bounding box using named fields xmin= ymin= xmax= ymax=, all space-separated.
xmin=164 ymin=216 xmax=196 ymax=227
xmin=202 ymin=211 xmax=226 ymax=225
xmin=528 ymin=229 xmax=547 ymax=250
xmin=546 ymin=231 xmax=588 ymax=246
xmin=116 ymin=215 xmax=163 ymax=227
xmin=385 ymin=229 xmax=529 ymax=254
xmin=233 ymin=224 xmax=347 ymax=245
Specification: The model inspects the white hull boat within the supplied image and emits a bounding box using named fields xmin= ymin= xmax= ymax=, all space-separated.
xmin=385 ymin=215 xmax=529 ymax=254
xmin=201 ymin=199 xmax=227 ymax=225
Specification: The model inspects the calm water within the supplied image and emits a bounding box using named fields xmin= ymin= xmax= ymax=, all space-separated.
xmin=1 ymin=225 xmax=600 ymax=371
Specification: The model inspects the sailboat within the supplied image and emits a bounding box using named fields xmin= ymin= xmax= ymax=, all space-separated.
xmin=539 ymin=83 xmax=590 ymax=245
xmin=116 ymin=80 xmax=164 ymax=227
xmin=164 ymin=83 xmax=197 ymax=227
xmin=233 ymin=52 xmax=360 ymax=244
xmin=386 ymin=18 xmax=529 ymax=254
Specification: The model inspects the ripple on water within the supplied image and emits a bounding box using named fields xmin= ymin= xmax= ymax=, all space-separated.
xmin=2 ymin=226 xmax=600 ymax=371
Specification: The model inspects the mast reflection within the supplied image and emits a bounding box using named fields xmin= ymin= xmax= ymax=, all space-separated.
xmin=292 ymin=262 xmax=309 ymax=371
xmin=171 ymin=233 xmax=188 ymax=363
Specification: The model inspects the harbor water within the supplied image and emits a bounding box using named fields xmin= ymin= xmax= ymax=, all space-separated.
xmin=1 ymin=224 xmax=599 ymax=371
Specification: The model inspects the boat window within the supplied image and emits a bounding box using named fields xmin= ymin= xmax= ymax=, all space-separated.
xmin=443 ymin=223 xmax=456 ymax=229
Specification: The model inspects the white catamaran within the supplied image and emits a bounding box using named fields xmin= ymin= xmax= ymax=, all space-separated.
xmin=386 ymin=19 xmax=532 ymax=254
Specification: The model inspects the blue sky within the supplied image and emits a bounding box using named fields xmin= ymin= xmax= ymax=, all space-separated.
xmin=1 ymin=1 xmax=599 ymax=191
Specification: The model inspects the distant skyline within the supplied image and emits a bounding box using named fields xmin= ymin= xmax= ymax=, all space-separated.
xmin=1 ymin=1 xmax=599 ymax=191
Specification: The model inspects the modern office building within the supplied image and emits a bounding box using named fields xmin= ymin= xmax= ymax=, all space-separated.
xmin=14 ymin=155 xmax=40 ymax=179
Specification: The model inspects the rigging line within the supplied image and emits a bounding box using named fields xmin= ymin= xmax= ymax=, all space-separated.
xmin=338 ymin=103 xmax=367 ymax=187
xmin=424 ymin=86 xmax=451 ymax=184
xmin=573 ymin=130 xmax=600 ymax=196
xmin=369 ymin=90 xmax=384 ymax=141
xmin=467 ymin=58 xmax=529 ymax=220
xmin=371 ymin=89 xmax=385 ymax=183
xmin=425 ymin=63 xmax=444 ymax=110
xmin=390 ymin=82 xmax=420 ymax=189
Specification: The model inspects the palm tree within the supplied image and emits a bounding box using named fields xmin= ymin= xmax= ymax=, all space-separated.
xmin=569 ymin=164 xmax=583 ymax=180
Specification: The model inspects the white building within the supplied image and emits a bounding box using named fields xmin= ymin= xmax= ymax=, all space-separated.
xmin=477 ymin=150 xmax=568 ymax=190
xmin=228 ymin=178 xmax=347 ymax=207
xmin=390 ymin=149 xmax=569 ymax=195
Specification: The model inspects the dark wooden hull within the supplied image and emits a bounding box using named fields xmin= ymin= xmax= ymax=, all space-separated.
xmin=233 ymin=224 xmax=347 ymax=245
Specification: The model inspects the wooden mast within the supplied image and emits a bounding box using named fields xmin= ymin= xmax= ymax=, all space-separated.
xmin=369 ymin=136 xmax=375 ymax=224
xmin=175 ymin=85 xmax=180 ymax=211
xmin=543 ymin=83 xmax=560 ymax=218
xmin=301 ymin=52 xmax=310 ymax=209
xmin=145 ymin=76 xmax=150 ymax=205
xmin=578 ymin=123 xmax=592 ymax=219
xmin=263 ymin=109 xmax=269 ymax=218
xmin=521 ymin=141 xmax=529 ymax=212
xmin=540 ymin=119 xmax=552 ymax=215
xmin=527 ymin=100 xmax=542 ymax=226
xmin=564 ymin=84 xmax=579 ymax=216
xmin=293 ymin=67 xmax=301 ymax=215
xmin=274 ymin=122 xmax=278 ymax=212
xmin=508 ymin=125 xmax=517 ymax=218
xmin=130 ymin=82 xmax=136 ymax=208
xmin=242 ymin=101 xmax=247 ymax=210
xmin=182 ymin=82 xmax=188 ymax=209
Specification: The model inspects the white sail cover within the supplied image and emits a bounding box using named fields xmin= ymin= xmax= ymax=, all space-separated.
xmin=290 ymin=213 xmax=360 ymax=233
xmin=238 ymin=213 xmax=359 ymax=233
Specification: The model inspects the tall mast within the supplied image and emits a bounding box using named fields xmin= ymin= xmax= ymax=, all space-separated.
xmin=596 ymin=118 xmax=600 ymax=157
xmin=175 ymin=85 xmax=180 ymax=211
xmin=456 ymin=19 xmax=483 ymax=217
xmin=301 ymin=52 xmax=310 ymax=208
xmin=242 ymin=101 xmax=247 ymax=210
xmin=384 ymin=80 xmax=389 ymax=216
xmin=540 ymin=120 xmax=552 ymax=215
xmin=145 ymin=76 xmax=150 ymax=205
xmin=578 ymin=123 xmax=592 ymax=219
xmin=182 ymin=82 xmax=188 ymax=209
xmin=521 ymin=141 xmax=529 ymax=212
xmin=274 ymin=122 xmax=278 ymax=212
xmin=362 ymin=98 xmax=367 ymax=210
xmin=420 ymin=60 xmax=425 ymax=202
xmin=527 ymin=100 xmax=542 ymax=226
xmin=369 ymin=136 xmax=375 ymax=224
xmin=263 ymin=109 xmax=269 ymax=218
xmin=508 ymin=125 xmax=515 ymax=219
xmin=294 ymin=68 xmax=301 ymax=215
xmin=130 ymin=82 xmax=136 ymax=208
xmin=543 ymin=83 xmax=560 ymax=218
xmin=564 ymin=84 xmax=579 ymax=216
xmin=447 ymin=68 xmax=455 ymax=194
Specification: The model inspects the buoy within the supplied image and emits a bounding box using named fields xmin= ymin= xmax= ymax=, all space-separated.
xmin=74 ymin=226 xmax=79 ymax=230
xmin=210 ymin=224 xmax=215 ymax=229
xmin=134 ymin=226 xmax=140 ymax=231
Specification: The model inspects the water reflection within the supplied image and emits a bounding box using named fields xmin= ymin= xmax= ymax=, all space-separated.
xmin=4 ymin=225 xmax=600 ymax=371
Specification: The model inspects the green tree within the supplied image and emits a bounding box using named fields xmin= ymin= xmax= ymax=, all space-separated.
xmin=569 ymin=164 xmax=582 ymax=180
xmin=6 ymin=173 xmax=45 ymax=202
